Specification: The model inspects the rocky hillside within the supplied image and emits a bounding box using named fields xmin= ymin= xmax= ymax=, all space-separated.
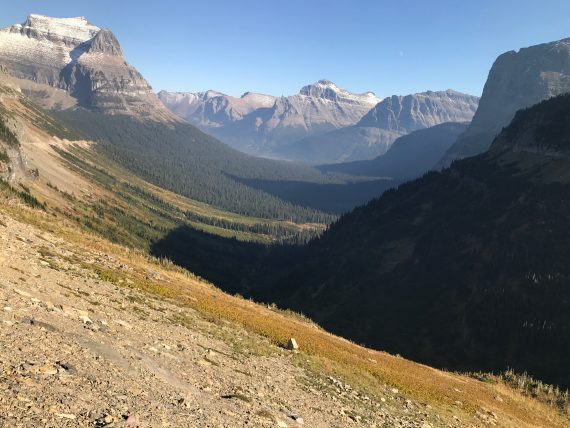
xmin=0 ymin=14 xmax=176 ymax=121
xmin=439 ymin=37 xmax=570 ymax=166
xmin=159 ymin=80 xmax=380 ymax=156
xmin=279 ymin=90 xmax=479 ymax=164
xmin=248 ymin=95 xmax=570 ymax=389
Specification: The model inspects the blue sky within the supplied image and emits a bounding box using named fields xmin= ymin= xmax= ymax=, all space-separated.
xmin=2 ymin=1 xmax=569 ymax=98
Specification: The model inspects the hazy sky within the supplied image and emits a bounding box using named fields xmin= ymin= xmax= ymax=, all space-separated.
xmin=2 ymin=1 xmax=569 ymax=98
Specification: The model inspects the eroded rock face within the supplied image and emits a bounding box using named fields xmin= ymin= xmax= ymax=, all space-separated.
xmin=440 ymin=38 xmax=570 ymax=166
xmin=357 ymin=90 xmax=479 ymax=133
xmin=279 ymin=90 xmax=478 ymax=164
xmin=158 ymin=80 xmax=381 ymax=155
xmin=0 ymin=14 xmax=176 ymax=121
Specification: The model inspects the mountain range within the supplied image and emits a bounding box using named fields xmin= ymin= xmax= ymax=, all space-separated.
xmin=1 ymin=70 xmax=565 ymax=428
xmin=159 ymin=80 xmax=381 ymax=159
xmin=151 ymin=37 xmax=570 ymax=390
xmin=0 ymin=14 xmax=397 ymax=220
xmin=172 ymin=94 xmax=570 ymax=389
xmin=160 ymin=83 xmax=479 ymax=164
xmin=3 ymin=11 xmax=570 ymax=405
xmin=280 ymin=90 xmax=478 ymax=164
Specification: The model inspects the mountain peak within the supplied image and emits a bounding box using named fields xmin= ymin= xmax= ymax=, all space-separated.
xmin=298 ymin=80 xmax=380 ymax=106
xmin=299 ymin=79 xmax=339 ymax=97
xmin=0 ymin=14 xmax=177 ymax=122
xmin=87 ymin=28 xmax=123 ymax=56
xmin=16 ymin=14 xmax=100 ymax=45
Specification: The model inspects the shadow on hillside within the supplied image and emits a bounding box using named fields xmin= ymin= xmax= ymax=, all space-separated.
xmin=150 ymin=225 xmax=296 ymax=296
xmin=230 ymin=175 xmax=399 ymax=214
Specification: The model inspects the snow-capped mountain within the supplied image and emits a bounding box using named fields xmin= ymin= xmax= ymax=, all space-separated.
xmin=277 ymin=90 xmax=479 ymax=164
xmin=0 ymin=14 xmax=176 ymax=121
xmin=159 ymin=80 xmax=381 ymax=155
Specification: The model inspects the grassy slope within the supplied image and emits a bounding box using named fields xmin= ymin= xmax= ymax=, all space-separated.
xmin=2 ymin=199 xmax=568 ymax=428
xmin=52 ymin=144 xmax=325 ymax=247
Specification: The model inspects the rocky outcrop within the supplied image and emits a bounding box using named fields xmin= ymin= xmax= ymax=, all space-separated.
xmin=439 ymin=37 xmax=570 ymax=166
xmin=278 ymin=90 xmax=478 ymax=164
xmin=159 ymin=80 xmax=380 ymax=155
xmin=0 ymin=14 xmax=177 ymax=121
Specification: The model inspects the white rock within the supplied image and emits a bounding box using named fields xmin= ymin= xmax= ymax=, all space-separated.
xmin=287 ymin=338 xmax=299 ymax=351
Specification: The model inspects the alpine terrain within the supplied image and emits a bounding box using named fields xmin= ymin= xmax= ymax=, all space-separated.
xmin=159 ymin=80 xmax=381 ymax=160
xmin=279 ymin=90 xmax=479 ymax=164
xmin=1 ymin=27 xmax=567 ymax=428
xmin=1 ymin=8 xmax=570 ymax=428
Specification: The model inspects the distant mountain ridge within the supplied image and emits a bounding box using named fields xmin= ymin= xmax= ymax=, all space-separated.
xmin=0 ymin=14 xmax=176 ymax=121
xmin=439 ymin=37 xmax=570 ymax=166
xmin=319 ymin=122 xmax=469 ymax=180
xmin=159 ymin=80 xmax=381 ymax=157
xmin=278 ymin=90 xmax=479 ymax=164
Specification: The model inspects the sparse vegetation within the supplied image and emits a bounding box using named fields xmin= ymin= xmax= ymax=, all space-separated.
xmin=0 ymin=148 xmax=9 ymax=163
xmin=0 ymin=178 xmax=46 ymax=210
xmin=0 ymin=116 xmax=19 ymax=147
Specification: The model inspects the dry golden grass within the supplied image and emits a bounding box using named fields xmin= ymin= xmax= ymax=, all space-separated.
xmin=3 ymin=201 xmax=569 ymax=428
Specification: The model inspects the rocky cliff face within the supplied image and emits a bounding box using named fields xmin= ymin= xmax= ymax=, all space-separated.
xmin=0 ymin=14 xmax=176 ymax=121
xmin=439 ymin=37 xmax=570 ymax=166
xmin=357 ymin=90 xmax=479 ymax=132
xmin=278 ymin=90 xmax=478 ymax=164
xmin=159 ymin=80 xmax=380 ymax=155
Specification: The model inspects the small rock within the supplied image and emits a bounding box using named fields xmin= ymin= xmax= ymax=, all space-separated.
xmin=55 ymin=413 xmax=76 ymax=419
xmin=20 ymin=316 xmax=34 ymax=325
xmin=125 ymin=414 xmax=140 ymax=427
xmin=79 ymin=315 xmax=93 ymax=325
xmin=37 ymin=366 xmax=58 ymax=375
xmin=287 ymin=338 xmax=299 ymax=351
xmin=14 ymin=288 xmax=31 ymax=298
